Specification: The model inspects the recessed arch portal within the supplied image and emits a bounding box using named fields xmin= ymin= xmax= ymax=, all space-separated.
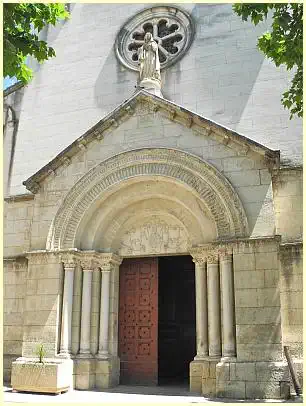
xmin=46 ymin=148 xmax=249 ymax=251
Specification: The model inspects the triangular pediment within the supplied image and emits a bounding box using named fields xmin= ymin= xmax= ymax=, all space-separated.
xmin=23 ymin=90 xmax=279 ymax=193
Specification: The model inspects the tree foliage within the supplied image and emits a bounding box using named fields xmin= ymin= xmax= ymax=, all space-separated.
xmin=4 ymin=3 xmax=69 ymax=84
xmin=233 ymin=3 xmax=303 ymax=119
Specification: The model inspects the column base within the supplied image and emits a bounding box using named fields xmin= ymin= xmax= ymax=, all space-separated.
xmin=74 ymin=358 xmax=96 ymax=390
xmin=95 ymin=356 xmax=120 ymax=389
xmin=77 ymin=352 xmax=93 ymax=359
xmin=95 ymin=351 xmax=110 ymax=360
xmin=58 ymin=350 xmax=72 ymax=359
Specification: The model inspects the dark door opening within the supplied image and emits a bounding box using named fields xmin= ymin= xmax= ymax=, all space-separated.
xmin=158 ymin=255 xmax=196 ymax=385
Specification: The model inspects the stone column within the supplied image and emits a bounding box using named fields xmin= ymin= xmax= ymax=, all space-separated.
xmin=207 ymin=252 xmax=221 ymax=358
xmin=219 ymin=249 xmax=236 ymax=358
xmin=193 ymin=258 xmax=208 ymax=359
xmin=59 ymin=255 xmax=78 ymax=357
xmin=79 ymin=259 xmax=94 ymax=357
xmin=97 ymin=263 xmax=112 ymax=359
xmin=95 ymin=254 xmax=122 ymax=389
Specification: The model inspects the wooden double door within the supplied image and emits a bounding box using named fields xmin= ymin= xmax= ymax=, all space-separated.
xmin=118 ymin=256 xmax=196 ymax=385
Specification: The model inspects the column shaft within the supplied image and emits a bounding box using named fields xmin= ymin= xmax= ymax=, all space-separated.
xmin=79 ymin=270 xmax=93 ymax=356
xmin=60 ymin=266 xmax=74 ymax=356
xmin=220 ymin=256 xmax=236 ymax=358
xmin=97 ymin=269 xmax=111 ymax=358
xmin=207 ymin=262 xmax=221 ymax=357
xmin=194 ymin=262 xmax=208 ymax=358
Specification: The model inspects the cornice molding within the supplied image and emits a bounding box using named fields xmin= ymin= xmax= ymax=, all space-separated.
xmin=22 ymin=90 xmax=280 ymax=194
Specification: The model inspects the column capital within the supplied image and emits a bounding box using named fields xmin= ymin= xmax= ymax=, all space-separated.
xmin=79 ymin=254 xmax=96 ymax=271
xmin=218 ymin=246 xmax=233 ymax=262
xmin=190 ymin=245 xmax=211 ymax=265
xmin=96 ymin=253 xmax=122 ymax=272
xmin=206 ymin=251 xmax=219 ymax=265
xmin=60 ymin=252 xmax=80 ymax=269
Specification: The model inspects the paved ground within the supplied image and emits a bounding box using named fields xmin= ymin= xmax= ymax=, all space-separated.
xmin=3 ymin=385 xmax=303 ymax=404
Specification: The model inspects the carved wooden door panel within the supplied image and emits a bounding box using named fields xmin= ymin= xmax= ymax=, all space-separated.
xmin=119 ymin=258 xmax=158 ymax=385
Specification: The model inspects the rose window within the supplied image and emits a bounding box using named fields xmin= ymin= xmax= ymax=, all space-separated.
xmin=115 ymin=6 xmax=195 ymax=71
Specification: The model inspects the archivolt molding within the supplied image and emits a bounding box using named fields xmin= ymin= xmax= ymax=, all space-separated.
xmin=47 ymin=148 xmax=249 ymax=250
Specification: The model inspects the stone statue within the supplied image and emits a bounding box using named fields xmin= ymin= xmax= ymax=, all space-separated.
xmin=137 ymin=32 xmax=162 ymax=97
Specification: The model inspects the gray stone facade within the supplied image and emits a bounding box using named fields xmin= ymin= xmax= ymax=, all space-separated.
xmin=4 ymin=4 xmax=302 ymax=400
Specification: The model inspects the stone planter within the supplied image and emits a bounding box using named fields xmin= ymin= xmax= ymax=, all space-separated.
xmin=11 ymin=358 xmax=73 ymax=394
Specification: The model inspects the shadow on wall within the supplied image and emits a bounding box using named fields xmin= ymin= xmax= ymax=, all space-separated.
xmin=163 ymin=4 xmax=265 ymax=130
xmin=94 ymin=50 xmax=137 ymax=114
xmin=92 ymin=3 xmax=267 ymax=124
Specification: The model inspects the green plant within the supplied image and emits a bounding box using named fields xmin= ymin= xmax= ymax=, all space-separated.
xmin=36 ymin=343 xmax=46 ymax=364
xmin=4 ymin=3 xmax=69 ymax=84
xmin=233 ymin=3 xmax=303 ymax=119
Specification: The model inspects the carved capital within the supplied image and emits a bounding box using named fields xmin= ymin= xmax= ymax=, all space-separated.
xmin=192 ymin=255 xmax=206 ymax=266
xmin=206 ymin=251 xmax=219 ymax=264
xmin=190 ymin=246 xmax=211 ymax=265
xmin=60 ymin=252 xmax=80 ymax=269
xmin=79 ymin=256 xmax=95 ymax=271
xmin=218 ymin=245 xmax=233 ymax=262
xmin=96 ymin=253 xmax=122 ymax=272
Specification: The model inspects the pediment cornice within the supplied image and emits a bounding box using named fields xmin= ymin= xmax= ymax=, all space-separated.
xmin=23 ymin=90 xmax=280 ymax=194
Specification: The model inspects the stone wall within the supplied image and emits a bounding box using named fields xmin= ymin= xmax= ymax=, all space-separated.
xmin=279 ymin=243 xmax=303 ymax=388
xmin=3 ymin=257 xmax=27 ymax=383
xmin=214 ymin=238 xmax=287 ymax=399
xmin=21 ymin=102 xmax=276 ymax=252
xmin=272 ymin=168 xmax=303 ymax=243
xmin=4 ymin=197 xmax=34 ymax=257
xmin=21 ymin=253 xmax=64 ymax=359
xmin=4 ymin=4 xmax=302 ymax=196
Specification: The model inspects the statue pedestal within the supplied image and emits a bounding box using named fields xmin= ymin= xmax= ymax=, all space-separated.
xmin=139 ymin=78 xmax=163 ymax=98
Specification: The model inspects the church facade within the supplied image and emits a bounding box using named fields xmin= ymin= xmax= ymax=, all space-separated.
xmin=4 ymin=4 xmax=302 ymax=399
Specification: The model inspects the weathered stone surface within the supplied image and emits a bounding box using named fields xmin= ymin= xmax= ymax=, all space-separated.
xmin=236 ymin=324 xmax=281 ymax=344
xmin=202 ymin=378 xmax=216 ymax=397
xmin=2 ymin=4 xmax=303 ymax=400
xmin=11 ymin=358 xmax=73 ymax=393
xmin=245 ymin=381 xmax=280 ymax=399
xmin=216 ymin=380 xmax=246 ymax=399
xmin=237 ymin=344 xmax=282 ymax=362
xmin=230 ymin=362 xmax=256 ymax=381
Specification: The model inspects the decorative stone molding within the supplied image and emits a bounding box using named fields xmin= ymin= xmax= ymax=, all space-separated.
xmin=119 ymin=216 xmax=190 ymax=256
xmin=115 ymin=6 xmax=195 ymax=71
xmin=46 ymin=148 xmax=249 ymax=250
xmin=4 ymin=193 xmax=35 ymax=203
xmin=218 ymin=246 xmax=233 ymax=262
xmin=60 ymin=252 xmax=80 ymax=269
xmin=206 ymin=252 xmax=219 ymax=265
xmin=95 ymin=253 xmax=122 ymax=271
xmin=26 ymin=250 xmax=62 ymax=265
xmin=23 ymin=91 xmax=280 ymax=194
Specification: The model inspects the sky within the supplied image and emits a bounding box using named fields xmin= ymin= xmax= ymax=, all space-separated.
xmin=3 ymin=76 xmax=18 ymax=90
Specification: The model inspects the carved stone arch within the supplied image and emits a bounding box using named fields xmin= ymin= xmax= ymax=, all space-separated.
xmin=46 ymin=148 xmax=249 ymax=250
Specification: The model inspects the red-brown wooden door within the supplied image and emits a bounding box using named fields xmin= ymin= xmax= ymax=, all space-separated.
xmin=118 ymin=258 xmax=158 ymax=385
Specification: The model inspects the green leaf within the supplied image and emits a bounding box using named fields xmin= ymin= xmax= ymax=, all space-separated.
xmin=3 ymin=3 xmax=70 ymax=84
xmin=233 ymin=3 xmax=303 ymax=119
